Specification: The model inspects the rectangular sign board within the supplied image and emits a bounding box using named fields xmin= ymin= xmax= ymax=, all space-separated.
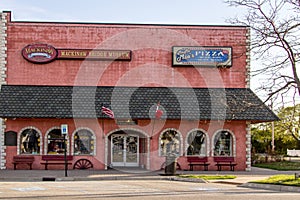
xmin=172 ymin=46 xmax=232 ymax=67
xmin=61 ymin=124 xmax=68 ymax=135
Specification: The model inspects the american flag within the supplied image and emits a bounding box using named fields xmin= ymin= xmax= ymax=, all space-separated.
xmin=155 ymin=102 xmax=163 ymax=119
xmin=102 ymin=106 xmax=114 ymax=118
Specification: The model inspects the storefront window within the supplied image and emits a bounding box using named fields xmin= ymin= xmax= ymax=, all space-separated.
xmin=213 ymin=130 xmax=233 ymax=156
xmin=74 ymin=129 xmax=94 ymax=155
xmin=20 ymin=128 xmax=40 ymax=154
xmin=160 ymin=130 xmax=180 ymax=156
xmin=187 ymin=130 xmax=206 ymax=156
xmin=47 ymin=129 xmax=65 ymax=155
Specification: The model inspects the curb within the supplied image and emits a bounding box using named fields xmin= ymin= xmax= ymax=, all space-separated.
xmin=241 ymin=183 xmax=300 ymax=192
xmin=167 ymin=177 xmax=208 ymax=183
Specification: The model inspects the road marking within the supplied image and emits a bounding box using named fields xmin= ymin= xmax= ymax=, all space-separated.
xmin=11 ymin=187 xmax=46 ymax=192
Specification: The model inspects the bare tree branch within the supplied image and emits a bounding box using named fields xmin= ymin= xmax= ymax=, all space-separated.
xmin=225 ymin=0 xmax=300 ymax=107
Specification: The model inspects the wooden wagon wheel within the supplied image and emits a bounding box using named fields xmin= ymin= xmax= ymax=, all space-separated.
xmin=73 ymin=159 xmax=93 ymax=170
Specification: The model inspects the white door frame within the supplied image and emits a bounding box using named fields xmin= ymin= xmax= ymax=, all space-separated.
xmin=111 ymin=134 xmax=139 ymax=167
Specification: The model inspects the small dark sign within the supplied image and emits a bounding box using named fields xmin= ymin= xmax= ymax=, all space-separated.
xmin=172 ymin=46 xmax=232 ymax=67
xmin=22 ymin=44 xmax=58 ymax=64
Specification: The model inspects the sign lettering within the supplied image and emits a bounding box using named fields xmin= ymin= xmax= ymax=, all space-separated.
xmin=57 ymin=49 xmax=131 ymax=60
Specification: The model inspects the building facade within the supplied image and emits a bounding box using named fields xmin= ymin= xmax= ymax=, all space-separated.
xmin=0 ymin=11 xmax=277 ymax=171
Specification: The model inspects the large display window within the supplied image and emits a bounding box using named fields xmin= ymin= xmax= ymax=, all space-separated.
xmin=213 ymin=130 xmax=233 ymax=156
xmin=47 ymin=129 xmax=66 ymax=155
xmin=160 ymin=130 xmax=180 ymax=156
xmin=74 ymin=129 xmax=95 ymax=155
xmin=20 ymin=128 xmax=40 ymax=154
xmin=187 ymin=130 xmax=207 ymax=156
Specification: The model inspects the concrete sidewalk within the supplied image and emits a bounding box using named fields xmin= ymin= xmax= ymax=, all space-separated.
xmin=0 ymin=167 xmax=299 ymax=192
xmin=0 ymin=167 xmax=297 ymax=183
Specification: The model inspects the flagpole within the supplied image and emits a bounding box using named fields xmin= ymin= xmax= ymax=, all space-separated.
xmin=150 ymin=116 xmax=156 ymax=140
xmin=151 ymin=102 xmax=159 ymax=139
xmin=149 ymin=104 xmax=157 ymax=171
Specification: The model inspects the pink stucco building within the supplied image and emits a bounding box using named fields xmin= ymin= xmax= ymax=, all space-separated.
xmin=0 ymin=11 xmax=277 ymax=171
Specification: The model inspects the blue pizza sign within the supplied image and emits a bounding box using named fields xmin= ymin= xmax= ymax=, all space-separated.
xmin=172 ymin=46 xmax=232 ymax=67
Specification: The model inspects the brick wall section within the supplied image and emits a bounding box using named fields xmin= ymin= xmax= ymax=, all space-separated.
xmin=6 ymin=15 xmax=248 ymax=88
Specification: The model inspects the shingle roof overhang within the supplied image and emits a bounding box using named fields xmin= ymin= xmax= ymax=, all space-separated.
xmin=0 ymin=85 xmax=279 ymax=122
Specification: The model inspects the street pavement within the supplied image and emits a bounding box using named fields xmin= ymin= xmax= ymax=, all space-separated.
xmin=0 ymin=167 xmax=299 ymax=192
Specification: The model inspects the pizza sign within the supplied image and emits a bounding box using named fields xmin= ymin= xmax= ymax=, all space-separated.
xmin=173 ymin=46 xmax=232 ymax=67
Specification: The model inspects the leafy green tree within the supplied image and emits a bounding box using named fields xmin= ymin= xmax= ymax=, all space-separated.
xmin=251 ymin=104 xmax=300 ymax=155
xmin=251 ymin=124 xmax=272 ymax=154
xmin=275 ymin=104 xmax=300 ymax=149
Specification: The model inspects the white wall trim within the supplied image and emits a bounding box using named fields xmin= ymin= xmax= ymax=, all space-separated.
xmin=245 ymin=27 xmax=251 ymax=88
xmin=0 ymin=12 xmax=7 ymax=169
xmin=246 ymin=122 xmax=252 ymax=171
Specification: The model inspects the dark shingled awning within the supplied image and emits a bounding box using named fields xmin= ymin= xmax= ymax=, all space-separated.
xmin=0 ymin=85 xmax=278 ymax=122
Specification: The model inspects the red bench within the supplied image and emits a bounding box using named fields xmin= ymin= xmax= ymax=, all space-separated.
xmin=13 ymin=155 xmax=35 ymax=170
xmin=214 ymin=156 xmax=237 ymax=171
xmin=187 ymin=156 xmax=210 ymax=171
xmin=41 ymin=155 xmax=73 ymax=170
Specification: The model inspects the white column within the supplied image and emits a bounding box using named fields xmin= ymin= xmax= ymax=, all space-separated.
xmin=245 ymin=122 xmax=252 ymax=171
xmin=105 ymin=136 xmax=108 ymax=170
xmin=0 ymin=12 xmax=7 ymax=169
xmin=245 ymin=27 xmax=251 ymax=88
xmin=147 ymin=137 xmax=150 ymax=170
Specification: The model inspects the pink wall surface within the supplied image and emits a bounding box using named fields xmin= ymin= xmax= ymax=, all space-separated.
xmin=5 ymin=118 xmax=246 ymax=171
xmin=6 ymin=12 xmax=248 ymax=88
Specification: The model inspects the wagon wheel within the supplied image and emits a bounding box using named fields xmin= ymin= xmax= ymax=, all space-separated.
xmin=73 ymin=159 xmax=93 ymax=170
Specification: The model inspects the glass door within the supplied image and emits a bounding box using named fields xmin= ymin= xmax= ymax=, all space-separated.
xmin=111 ymin=134 xmax=139 ymax=167
xmin=112 ymin=135 xmax=124 ymax=166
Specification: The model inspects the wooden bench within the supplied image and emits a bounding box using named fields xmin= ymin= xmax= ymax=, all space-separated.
xmin=214 ymin=156 xmax=237 ymax=171
xmin=41 ymin=155 xmax=73 ymax=170
xmin=13 ymin=155 xmax=34 ymax=170
xmin=187 ymin=156 xmax=210 ymax=171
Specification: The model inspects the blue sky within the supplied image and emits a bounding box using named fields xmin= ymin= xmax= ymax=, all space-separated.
xmin=0 ymin=0 xmax=244 ymax=25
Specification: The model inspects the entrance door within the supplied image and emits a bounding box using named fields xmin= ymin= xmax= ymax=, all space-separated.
xmin=111 ymin=134 xmax=139 ymax=167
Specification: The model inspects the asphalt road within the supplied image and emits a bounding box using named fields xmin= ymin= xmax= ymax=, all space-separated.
xmin=0 ymin=180 xmax=299 ymax=200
